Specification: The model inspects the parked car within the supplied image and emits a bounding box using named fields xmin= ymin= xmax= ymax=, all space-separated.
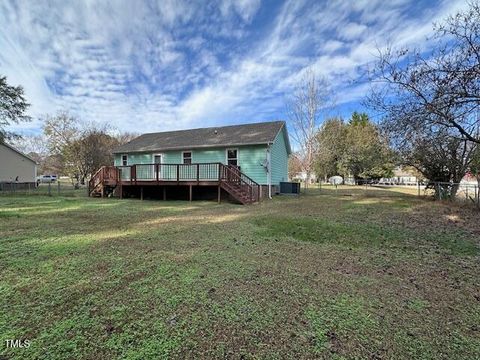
xmin=37 ymin=175 xmax=57 ymax=184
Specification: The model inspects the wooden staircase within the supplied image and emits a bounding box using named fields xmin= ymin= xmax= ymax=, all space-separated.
xmin=219 ymin=164 xmax=260 ymax=205
xmin=88 ymin=166 xmax=119 ymax=197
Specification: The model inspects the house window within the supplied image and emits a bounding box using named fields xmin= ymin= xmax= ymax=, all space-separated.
xmin=183 ymin=151 xmax=192 ymax=164
xmin=153 ymin=154 xmax=162 ymax=164
xmin=121 ymin=154 xmax=128 ymax=166
xmin=226 ymin=149 xmax=238 ymax=166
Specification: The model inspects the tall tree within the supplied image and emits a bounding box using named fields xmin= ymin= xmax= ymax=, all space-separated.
xmin=77 ymin=129 xmax=118 ymax=180
xmin=0 ymin=75 xmax=31 ymax=141
xmin=367 ymin=2 xmax=480 ymax=145
xmin=314 ymin=113 xmax=394 ymax=181
xmin=286 ymin=69 xmax=331 ymax=187
xmin=43 ymin=111 xmax=79 ymax=154
xmin=402 ymin=128 xmax=477 ymax=198
xmin=339 ymin=114 xmax=394 ymax=180
xmin=43 ymin=112 xmax=121 ymax=185
xmin=314 ymin=118 xmax=347 ymax=180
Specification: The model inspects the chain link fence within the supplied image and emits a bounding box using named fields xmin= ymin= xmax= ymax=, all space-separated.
xmin=306 ymin=180 xmax=480 ymax=209
xmin=0 ymin=181 xmax=87 ymax=197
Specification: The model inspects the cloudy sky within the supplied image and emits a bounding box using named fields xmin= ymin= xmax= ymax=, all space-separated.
xmin=0 ymin=0 xmax=468 ymax=136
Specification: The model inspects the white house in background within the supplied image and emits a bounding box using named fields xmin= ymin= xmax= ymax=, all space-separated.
xmin=0 ymin=142 xmax=37 ymax=186
xmin=291 ymin=171 xmax=317 ymax=184
xmin=379 ymin=167 xmax=418 ymax=185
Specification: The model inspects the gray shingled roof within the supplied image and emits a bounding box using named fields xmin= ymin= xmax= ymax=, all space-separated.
xmin=113 ymin=121 xmax=289 ymax=153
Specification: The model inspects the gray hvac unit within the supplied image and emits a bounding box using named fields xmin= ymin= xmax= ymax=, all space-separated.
xmin=280 ymin=182 xmax=300 ymax=194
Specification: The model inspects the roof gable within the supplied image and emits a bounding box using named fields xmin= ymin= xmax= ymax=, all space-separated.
xmin=114 ymin=121 xmax=287 ymax=153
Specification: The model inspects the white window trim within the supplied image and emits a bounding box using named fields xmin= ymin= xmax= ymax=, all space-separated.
xmin=226 ymin=148 xmax=239 ymax=165
xmin=152 ymin=153 xmax=163 ymax=164
xmin=121 ymin=154 xmax=128 ymax=166
xmin=182 ymin=151 xmax=193 ymax=164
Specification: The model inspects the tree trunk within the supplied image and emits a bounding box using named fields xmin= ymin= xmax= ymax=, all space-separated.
xmin=450 ymin=183 xmax=460 ymax=199
xmin=304 ymin=170 xmax=310 ymax=189
xmin=477 ymin=175 xmax=480 ymax=209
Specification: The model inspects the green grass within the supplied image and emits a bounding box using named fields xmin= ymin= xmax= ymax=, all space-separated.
xmin=1 ymin=188 xmax=479 ymax=359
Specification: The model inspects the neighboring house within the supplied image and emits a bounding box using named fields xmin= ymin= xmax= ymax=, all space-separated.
xmin=89 ymin=121 xmax=291 ymax=203
xmin=0 ymin=142 xmax=37 ymax=189
xmin=379 ymin=167 xmax=418 ymax=185
xmin=292 ymin=171 xmax=317 ymax=184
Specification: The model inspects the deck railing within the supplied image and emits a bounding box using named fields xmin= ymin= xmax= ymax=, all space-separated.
xmin=90 ymin=162 xmax=261 ymax=202
xmin=116 ymin=163 xmax=222 ymax=183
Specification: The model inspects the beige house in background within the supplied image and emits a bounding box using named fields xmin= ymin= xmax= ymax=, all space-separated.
xmin=0 ymin=142 xmax=37 ymax=185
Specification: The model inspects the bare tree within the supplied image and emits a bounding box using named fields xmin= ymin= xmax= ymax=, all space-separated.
xmin=43 ymin=111 xmax=122 ymax=185
xmin=288 ymin=152 xmax=303 ymax=180
xmin=115 ymin=132 xmax=139 ymax=145
xmin=11 ymin=134 xmax=48 ymax=158
xmin=366 ymin=2 xmax=480 ymax=199
xmin=367 ymin=2 xmax=480 ymax=145
xmin=286 ymin=69 xmax=331 ymax=187
xmin=401 ymin=128 xmax=477 ymax=198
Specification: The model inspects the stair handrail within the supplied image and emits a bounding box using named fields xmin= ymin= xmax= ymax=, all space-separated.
xmin=220 ymin=164 xmax=259 ymax=202
xmin=226 ymin=164 xmax=259 ymax=187
xmin=88 ymin=165 xmax=118 ymax=195
xmin=89 ymin=166 xmax=105 ymax=194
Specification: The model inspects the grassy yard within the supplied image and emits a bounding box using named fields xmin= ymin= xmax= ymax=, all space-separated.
xmin=1 ymin=188 xmax=479 ymax=359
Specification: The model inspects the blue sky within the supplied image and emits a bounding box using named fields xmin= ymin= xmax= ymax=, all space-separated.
xmin=0 ymin=0 xmax=468 ymax=136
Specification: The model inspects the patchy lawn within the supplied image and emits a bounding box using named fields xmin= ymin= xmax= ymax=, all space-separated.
xmin=1 ymin=188 xmax=479 ymax=359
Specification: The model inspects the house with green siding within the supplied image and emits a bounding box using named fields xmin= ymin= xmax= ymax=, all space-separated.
xmin=90 ymin=121 xmax=291 ymax=204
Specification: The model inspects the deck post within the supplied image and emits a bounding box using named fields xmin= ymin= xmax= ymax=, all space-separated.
xmin=176 ymin=164 xmax=179 ymax=184
xmin=197 ymin=163 xmax=200 ymax=185
xmin=118 ymin=168 xmax=122 ymax=199
xmin=140 ymin=186 xmax=143 ymax=201
xmin=163 ymin=186 xmax=166 ymax=201
xmin=217 ymin=185 xmax=221 ymax=203
xmin=189 ymin=185 xmax=193 ymax=202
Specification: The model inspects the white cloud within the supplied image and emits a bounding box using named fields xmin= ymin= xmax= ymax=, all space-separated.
xmin=338 ymin=22 xmax=368 ymax=41
xmin=220 ymin=0 xmax=261 ymax=23
xmin=0 ymin=0 xmax=471 ymax=137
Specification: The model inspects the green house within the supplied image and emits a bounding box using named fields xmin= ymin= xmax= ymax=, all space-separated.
xmin=90 ymin=121 xmax=291 ymax=203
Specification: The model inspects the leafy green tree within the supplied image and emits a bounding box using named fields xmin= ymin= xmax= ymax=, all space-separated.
xmin=339 ymin=114 xmax=394 ymax=180
xmin=350 ymin=111 xmax=369 ymax=126
xmin=315 ymin=113 xmax=394 ymax=181
xmin=314 ymin=118 xmax=347 ymax=180
xmin=0 ymin=75 xmax=31 ymax=141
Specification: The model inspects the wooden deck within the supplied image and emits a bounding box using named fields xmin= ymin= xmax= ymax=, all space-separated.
xmin=88 ymin=163 xmax=261 ymax=204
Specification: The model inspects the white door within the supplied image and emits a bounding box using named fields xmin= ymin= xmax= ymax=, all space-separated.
xmin=153 ymin=154 xmax=163 ymax=180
